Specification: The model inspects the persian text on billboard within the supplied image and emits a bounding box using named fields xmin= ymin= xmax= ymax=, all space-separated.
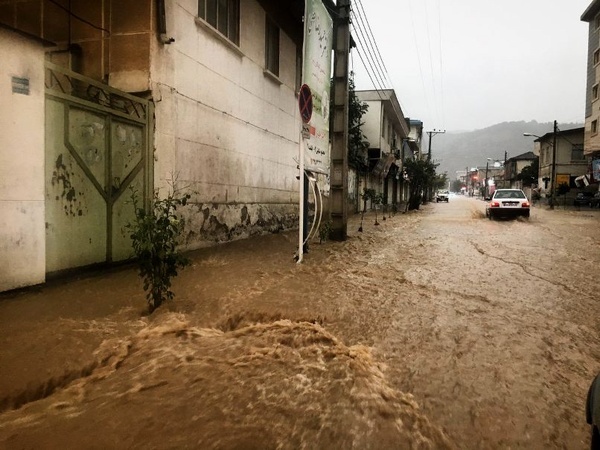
xmin=302 ymin=0 xmax=333 ymax=174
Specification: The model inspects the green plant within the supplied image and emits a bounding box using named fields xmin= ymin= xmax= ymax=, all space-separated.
xmin=359 ymin=188 xmax=376 ymax=232
xmin=127 ymin=186 xmax=191 ymax=313
xmin=372 ymin=192 xmax=383 ymax=225
xmin=318 ymin=220 xmax=333 ymax=243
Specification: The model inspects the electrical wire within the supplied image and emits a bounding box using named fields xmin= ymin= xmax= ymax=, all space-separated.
xmin=350 ymin=13 xmax=387 ymax=93
xmin=354 ymin=0 xmax=391 ymax=87
xmin=407 ymin=0 xmax=435 ymax=123
xmin=47 ymin=0 xmax=110 ymax=34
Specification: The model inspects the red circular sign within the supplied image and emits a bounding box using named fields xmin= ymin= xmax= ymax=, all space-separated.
xmin=298 ymin=84 xmax=313 ymax=124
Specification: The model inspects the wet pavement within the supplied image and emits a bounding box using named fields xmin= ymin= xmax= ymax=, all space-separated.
xmin=1 ymin=195 xmax=599 ymax=449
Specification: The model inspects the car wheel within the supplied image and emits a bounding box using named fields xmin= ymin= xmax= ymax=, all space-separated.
xmin=488 ymin=211 xmax=493 ymax=220
xmin=523 ymin=212 xmax=530 ymax=219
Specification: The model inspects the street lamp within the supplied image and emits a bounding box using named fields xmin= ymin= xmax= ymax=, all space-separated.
xmin=523 ymin=120 xmax=557 ymax=209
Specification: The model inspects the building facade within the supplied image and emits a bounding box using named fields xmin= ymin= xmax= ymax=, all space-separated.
xmin=355 ymin=89 xmax=412 ymax=211
xmin=0 ymin=0 xmax=333 ymax=290
xmin=504 ymin=151 xmax=538 ymax=189
xmin=0 ymin=26 xmax=47 ymax=291
xmin=532 ymin=127 xmax=587 ymax=195
xmin=581 ymin=1 xmax=600 ymax=185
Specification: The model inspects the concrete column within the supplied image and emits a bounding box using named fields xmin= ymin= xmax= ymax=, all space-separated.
xmin=330 ymin=0 xmax=350 ymax=241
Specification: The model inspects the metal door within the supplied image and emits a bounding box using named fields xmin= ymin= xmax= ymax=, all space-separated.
xmin=44 ymin=62 xmax=152 ymax=274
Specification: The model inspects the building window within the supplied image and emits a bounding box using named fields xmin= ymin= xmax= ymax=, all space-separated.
xmin=571 ymin=144 xmax=584 ymax=161
xmin=592 ymin=119 xmax=598 ymax=135
xmin=595 ymin=15 xmax=600 ymax=30
xmin=198 ymin=0 xmax=240 ymax=45
xmin=594 ymin=49 xmax=600 ymax=66
xmin=295 ymin=49 xmax=302 ymax=93
xmin=594 ymin=84 xmax=599 ymax=101
xmin=265 ymin=16 xmax=280 ymax=76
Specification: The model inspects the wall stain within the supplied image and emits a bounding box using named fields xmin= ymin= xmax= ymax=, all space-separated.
xmin=51 ymin=154 xmax=88 ymax=217
xmin=183 ymin=203 xmax=296 ymax=248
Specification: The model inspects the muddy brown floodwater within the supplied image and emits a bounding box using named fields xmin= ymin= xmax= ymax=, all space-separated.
xmin=0 ymin=196 xmax=599 ymax=449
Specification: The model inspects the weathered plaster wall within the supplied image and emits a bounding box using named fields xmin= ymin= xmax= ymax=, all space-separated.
xmin=361 ymin=100 xmax=383 ymax=151
xmin=151 ymin=0 xmax=301 ymax=249
xmin=0 ymin=28 xmax=45 ymax=291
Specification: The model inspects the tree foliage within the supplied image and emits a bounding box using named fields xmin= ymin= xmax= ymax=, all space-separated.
xmin=517 ymin=159 xmax=539 ymax=187
xmin=433 ymin=172 xmax=448 ymax=191
xmin=127 ymin=186 xmax=191 ymax=314
xmin=347 ymin=73 xmax=370 ymax=171
xmin=403 ymin=159 xmax=438 ymax=210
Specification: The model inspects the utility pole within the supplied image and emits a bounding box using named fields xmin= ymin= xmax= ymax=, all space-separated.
xmin=426 ymin=129 xmax=446 ymax=161
xmin=425 ymin=129 xmax=445 ymax=201
xmin=550 ymin=120 xmax=558 ymax=210
xmin=484 ymin=160 xmax=489 ymax=198
xmin=503 ymin=150 xmax=508 ymax=188
xmin=329 ymin=0 xmax=350 ymax=241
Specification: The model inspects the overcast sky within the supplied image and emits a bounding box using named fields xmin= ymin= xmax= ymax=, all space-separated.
xmin=351 ymin=0 xmax=592 ymax=132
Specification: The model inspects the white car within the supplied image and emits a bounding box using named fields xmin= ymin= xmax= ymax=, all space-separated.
xmin=486 ymin=189 xmax=530 ymax=220
xmin=436 ymin=190 xmax=449 ymax=202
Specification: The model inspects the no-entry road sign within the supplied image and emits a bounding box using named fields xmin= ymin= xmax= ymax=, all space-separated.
xmin=298 ymin=84 xmax=313 ymax=124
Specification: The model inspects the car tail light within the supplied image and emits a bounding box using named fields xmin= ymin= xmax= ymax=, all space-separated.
xmin=522 ymin=202 xmax=530 ymax=207
xmin=490 ymin=201 xmax=500 ymax=208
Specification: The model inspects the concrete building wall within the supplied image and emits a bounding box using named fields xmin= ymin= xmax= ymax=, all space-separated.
xmin=0 ymin=0 xmax=154 ymax=89
xmin=361 ymin=101 xmax=382 ymax=150
xmin=583 ymin=7 xmax=600 ymax=155
xmin=0 ymin=28 xmax=45 ymax=291
xmin=151 ymin=0 xmax=301 ymax=248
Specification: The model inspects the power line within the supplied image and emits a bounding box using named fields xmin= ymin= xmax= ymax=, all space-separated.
xmin=350 ymin=11 xmax=388 ymax=92
xmin=437 ymin=0 xmax=446 ymax=128
xmin=354 ymin=0 xmax=391 ymax=86
xmin=47 ymin=0 xmax=110 ymax=34
xmin=408 ymin=0 xmax=434 ymax=124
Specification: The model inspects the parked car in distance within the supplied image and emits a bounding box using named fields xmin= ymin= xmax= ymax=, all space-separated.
xmin=589 ymin=192 xmax=600 ymax=208
xmin=485 ymin=189 xmax=530 ymax=220
xmin=574 ymin=191 xmax=594 ymax=206
xmin=436 ymin=190 xmax=449 ymax=203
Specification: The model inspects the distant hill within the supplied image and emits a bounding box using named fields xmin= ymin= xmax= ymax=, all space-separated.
xmin=429 ymin=121 xmax=583 ymax=178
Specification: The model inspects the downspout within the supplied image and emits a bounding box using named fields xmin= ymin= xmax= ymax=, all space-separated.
xmin=157 ymin=0 xmax=175 ymax=44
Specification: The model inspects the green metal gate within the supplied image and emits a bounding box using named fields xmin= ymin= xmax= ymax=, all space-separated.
xmin=44 ymin=62 xmax=152 ymax=274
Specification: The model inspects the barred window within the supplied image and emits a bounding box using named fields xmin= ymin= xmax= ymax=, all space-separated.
xmin=198 ymin=0 xmax=240 ymax=45
xmin=571 ymin=144 xmax=584 ymax=161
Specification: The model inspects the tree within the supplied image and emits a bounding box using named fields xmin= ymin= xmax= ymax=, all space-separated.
xmin=347 ymin=73 xmax=370 ymax=172
xmin=450 ymin=179 xmax=463 ymax=193
xmin=403 ymin=159 xmax=438 ymax=210
xmin=517 ymin=159 xmax=539 ymax=187
xmin=433 ymin=172 xmax=448 ymax=191
xmin=358 ymin=188 xmax=376 ymax=232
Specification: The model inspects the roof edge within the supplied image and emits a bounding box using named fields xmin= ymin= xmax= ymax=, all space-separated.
xmin=581 ymin=0 xmax=600 ymax=22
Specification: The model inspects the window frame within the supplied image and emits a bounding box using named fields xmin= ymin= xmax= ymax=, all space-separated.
xmin=571 ymin=143 xmax=584 ymax=161
xmin=592 ymin=119 xmax=598 ymax=135
xmin=264 ymin=15 xmax=280 ymax=77
xmin=198 ymin=0 xmax=240 ymax=46
xmin=593 ymin=83 xmax=599 ymax=101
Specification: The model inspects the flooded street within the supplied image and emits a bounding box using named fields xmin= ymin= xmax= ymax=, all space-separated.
xmin=1 ymin=196 xmax=599 ymax=449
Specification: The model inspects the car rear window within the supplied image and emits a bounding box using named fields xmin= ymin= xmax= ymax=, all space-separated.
xmin=494 ymin=190 xmax=526 ymax=199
